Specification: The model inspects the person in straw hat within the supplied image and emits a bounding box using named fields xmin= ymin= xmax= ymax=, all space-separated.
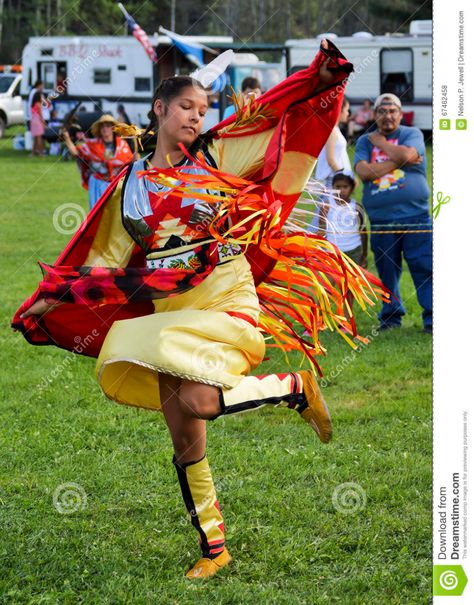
xmin=62 ymin=113 xmax=134 ymax=209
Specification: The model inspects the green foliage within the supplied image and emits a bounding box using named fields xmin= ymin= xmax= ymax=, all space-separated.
xmin=0 ymin=136 xmax=431 ymax=603
xmin=0 ymin=0 xmax=433 ymax=64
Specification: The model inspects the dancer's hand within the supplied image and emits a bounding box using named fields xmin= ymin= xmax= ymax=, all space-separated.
xmin=20 ymin=299 xmax=62 ymax=319
xmin=316 ymin=40 xmax=335 ymax=90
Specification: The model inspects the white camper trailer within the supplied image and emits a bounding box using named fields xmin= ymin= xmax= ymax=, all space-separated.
xmin=20 ymin=34 xmax=233 ymax=126
xmin=21 ymin=36 xmax=156 ymax=125
xmin=286 ymin=20 xmax=432 ymax=131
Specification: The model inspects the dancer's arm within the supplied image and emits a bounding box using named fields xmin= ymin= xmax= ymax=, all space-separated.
xmin=20 ymin=298 xmax=61 ymax=318
xmin=206 ymin=45 xmax=337 ymax=180
xmin=20 ymin=180 xmax=136 ymax=318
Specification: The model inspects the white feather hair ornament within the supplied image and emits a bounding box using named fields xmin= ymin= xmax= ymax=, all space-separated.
xmin=190 ymin=49 xmax=234 ymax=93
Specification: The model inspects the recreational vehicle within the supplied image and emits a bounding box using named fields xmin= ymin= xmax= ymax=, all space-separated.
xmin=286 ymin=20 xmax=432 ymax=131
xmin=20 ymin=34 xmax=233 ymax=127
xmin=21 ymin=34 xmax=288 ymax=131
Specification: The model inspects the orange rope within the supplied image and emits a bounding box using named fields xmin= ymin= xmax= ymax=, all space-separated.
xmin=361 ymin=229 xmax=432 ymax=234
xmin=310 ymin=229 xmax=433 ymax=234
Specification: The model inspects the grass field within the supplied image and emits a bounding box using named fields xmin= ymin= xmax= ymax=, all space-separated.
xmin=0 ymin=132 xmax=432 ymax=604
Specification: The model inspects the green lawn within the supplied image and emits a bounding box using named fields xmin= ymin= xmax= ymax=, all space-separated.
xmin=0 ymin=133 xmax=432 ymax=604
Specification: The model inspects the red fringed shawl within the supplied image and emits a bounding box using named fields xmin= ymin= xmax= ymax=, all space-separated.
xmin=12 ymin=41 xmax=388 ymax=371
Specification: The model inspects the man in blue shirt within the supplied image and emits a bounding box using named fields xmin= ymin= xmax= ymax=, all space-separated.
xmin=354 ymin=93 xmax=432 ymax=332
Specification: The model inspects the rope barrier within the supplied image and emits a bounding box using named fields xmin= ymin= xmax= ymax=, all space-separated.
xmin=359 ymin=229 xmax=432 ymax=234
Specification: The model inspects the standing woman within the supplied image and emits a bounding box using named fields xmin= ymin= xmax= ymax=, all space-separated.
xmin=311 ymin=97 xmax=352 ymax=233
xmin=62 ymin=114 xmax=134 ymax=209
xmin=14 ymin=43 xmax=386 ymax=579
xmin=30 ymin=91 xmax=46 ymax=156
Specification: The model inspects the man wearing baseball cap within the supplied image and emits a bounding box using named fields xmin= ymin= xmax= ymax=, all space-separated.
xmin=354 ymin=93 xmax=432 ymax=333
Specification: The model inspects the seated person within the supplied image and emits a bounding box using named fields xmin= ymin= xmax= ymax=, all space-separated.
xmin=348 ymin=98 xmax=374 ymax=140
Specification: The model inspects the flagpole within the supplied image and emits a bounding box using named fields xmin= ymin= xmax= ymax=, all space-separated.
xmin=117 ymin=2 xmax=129 ymax=34
xmin=171 ymin=0 xmax=176 ymax=31
xmin=117 ymin=2 xmax=127 ymax=20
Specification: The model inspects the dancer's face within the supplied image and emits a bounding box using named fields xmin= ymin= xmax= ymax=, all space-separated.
xmin=154 ymin=86 xmax=209 ymax=147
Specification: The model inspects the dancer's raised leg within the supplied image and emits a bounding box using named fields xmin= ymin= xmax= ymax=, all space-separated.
xmin=178 ymin=371 xmax=332 ymax=443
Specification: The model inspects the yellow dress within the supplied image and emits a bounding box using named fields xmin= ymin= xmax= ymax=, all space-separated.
xmin=86 ymin=133 xmax=280 ymax=411
xmin=97 ymin=255 xmax=265 ymax=410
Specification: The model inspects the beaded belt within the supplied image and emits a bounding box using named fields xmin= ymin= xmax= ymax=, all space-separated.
xmin=146 ymin=241 xmax=242 ymax=270
xmin=216 ymin=242 xmax=243 ymax=265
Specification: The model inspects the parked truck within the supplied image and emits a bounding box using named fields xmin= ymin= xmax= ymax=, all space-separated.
xmin=0 ymin=67 xmax=24 ymax=138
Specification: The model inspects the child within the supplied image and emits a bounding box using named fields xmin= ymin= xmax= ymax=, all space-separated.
xmin=319 ymin=172 xmax=367 ymax=268
xmin=30 ymin=91 xmax=46 ymax=156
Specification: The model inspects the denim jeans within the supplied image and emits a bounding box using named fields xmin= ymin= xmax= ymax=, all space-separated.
xmin=370 ymin=213 xmax=432 ymax=329
xmin=88 ymin=174 xmax=110 ymax=210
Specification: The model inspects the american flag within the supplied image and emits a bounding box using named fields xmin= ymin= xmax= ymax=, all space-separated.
xmin=118 ymin=3 xmax=158 ymax=63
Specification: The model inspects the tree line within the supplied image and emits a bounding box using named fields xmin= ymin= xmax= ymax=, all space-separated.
xmin=0 ymin=0 xmax=432 ymax=64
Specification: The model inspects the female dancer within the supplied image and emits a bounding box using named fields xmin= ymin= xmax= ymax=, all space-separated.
xmin=62 ymin=114 xmax=134 ymax=209
xmin=14 ymin=42 xmax=386 ymax=579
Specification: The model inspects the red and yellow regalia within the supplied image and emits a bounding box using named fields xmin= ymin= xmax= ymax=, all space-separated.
xmin=76 ymin=135 xmax=133 ymax=189
xmin=12 ymin=42 xmax=388 ymax=577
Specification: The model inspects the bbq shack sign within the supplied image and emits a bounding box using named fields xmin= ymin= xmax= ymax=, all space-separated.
xmin=57 ymin=44 xmax=124 ymax=59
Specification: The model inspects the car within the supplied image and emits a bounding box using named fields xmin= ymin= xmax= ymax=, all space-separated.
xmin=0 ymin=73 xmax=24 ymax=138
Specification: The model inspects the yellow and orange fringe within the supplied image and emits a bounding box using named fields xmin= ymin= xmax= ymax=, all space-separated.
xmin=139 ymin=150 xmax=389 ymax=374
